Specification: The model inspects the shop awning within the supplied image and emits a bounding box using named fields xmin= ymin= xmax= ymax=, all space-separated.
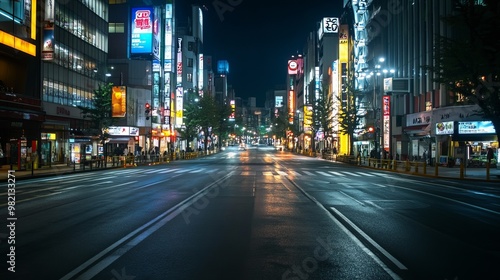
xmin=107 ymin=137 xmax=132 ymax=144
xmin=404 ymin=124 xmax=431 ymax=136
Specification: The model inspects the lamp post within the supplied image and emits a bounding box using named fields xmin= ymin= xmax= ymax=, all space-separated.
xmin=364 ymin=57 xmax=395 ymax=159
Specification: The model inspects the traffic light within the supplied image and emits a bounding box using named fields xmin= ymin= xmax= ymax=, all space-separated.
xmin=145 ymin=103 xmax=151 ymax=120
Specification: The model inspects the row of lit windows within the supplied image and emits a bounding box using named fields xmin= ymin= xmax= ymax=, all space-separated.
xmin=43 ymin=79 xmax=94 ymax=109
xmin=53 ymin=43 xmax=99 ymax=79
xmin=109 ymin=23 xmax=124 ymax=33
xmin=79 ymin=0 xmax=108 ymax=21
xmin=55 ymin=5 xmax=107 ymax=52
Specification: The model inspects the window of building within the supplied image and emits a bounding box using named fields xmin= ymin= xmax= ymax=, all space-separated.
xmin=187 ymin=73 xmax=193 ymax=82
xmin=188 ymin=42 xmax=194 ymax=51
xmin=187 ymin=58 xmax=193 ymax=67
xmin=109 ymin=23 xmax=125 ymax=33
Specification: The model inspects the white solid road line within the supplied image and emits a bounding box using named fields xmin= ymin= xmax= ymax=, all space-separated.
xmin=330 ymin=206 xmax=407 ymax=271
xmin=59 ymin=172 xmax=234 ymax=280
xmin=286 ymin=177 xmax=404 ymax=280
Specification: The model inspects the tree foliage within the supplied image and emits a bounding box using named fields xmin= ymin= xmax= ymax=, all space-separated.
xmin=425 ymin=0 xmax=500 ymax=141
xmin=337 ymin=82 xmax=363 ymax=155
xmin=78 ymin=83 xmax=114 ymax=140
xmin=178 ymin=101 xmax=201 ymax=150
xmin=181 ymin=94 xmax=230 ymax=151
xmin=313 ymin=86 xmax=336 ymax=151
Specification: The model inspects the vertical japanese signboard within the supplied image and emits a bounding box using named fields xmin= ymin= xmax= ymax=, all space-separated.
xmin=382 ymin=95 xmax=390 ymax=151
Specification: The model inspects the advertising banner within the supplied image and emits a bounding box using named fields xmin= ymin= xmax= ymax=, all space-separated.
xmin=112 ymin=86 xmax=127 ymax=117
xmin=435 ymin=121 xmax=454 ymax=135
xmin=382 ymin=96 xmax=390 ymax=151
xmin=42 ymin=24 xmax=54 ymax=61
xmin=130 ymin=7 xmax=153 ymax=55
xmin=458 ymin=121 xmax=496 ymax=134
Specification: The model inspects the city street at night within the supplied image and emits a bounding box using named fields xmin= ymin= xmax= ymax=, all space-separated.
xmin=1 ymin=146 xmax=500 ymax=280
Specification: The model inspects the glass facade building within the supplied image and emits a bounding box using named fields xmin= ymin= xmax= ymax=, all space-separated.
xmin=41 ymin=0 xmax=109 ymax=165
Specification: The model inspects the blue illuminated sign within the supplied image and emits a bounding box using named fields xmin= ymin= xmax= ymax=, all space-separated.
xmin=130 ymin=7 xmax=154 ymax=54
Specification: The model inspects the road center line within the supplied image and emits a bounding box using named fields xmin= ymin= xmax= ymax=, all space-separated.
xmin=59 ymin=172 xmax=233 ymax=280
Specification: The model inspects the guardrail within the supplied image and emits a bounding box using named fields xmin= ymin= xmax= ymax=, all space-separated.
xmin=334 ymin=156 xmax=499 ymax=181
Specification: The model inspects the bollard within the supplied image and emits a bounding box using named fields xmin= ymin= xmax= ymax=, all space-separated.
xmin=415 ymin=162 xmax=419 ymax=173
xmin=460 ymin=161 xmax=464 ymax=179
xmin=423 ymin=161 xmax=426 ymax=175
xmin=435 ymin=160 xmax=438 ymax=176
xmin=393 ymin=159 xmax=397 ymax=171
xmin=405 ymin=160 xmax=410 ymax=172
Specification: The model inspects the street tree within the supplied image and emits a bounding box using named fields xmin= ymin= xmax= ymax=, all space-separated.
xmin=178 ymin=100 xmax=201 ymax=151
xmin=425 ymin=0 xmax=500 ymax=142
xmin=271 ymin=109 xmax=292 ymax=146
xmin=78 ymin=83 xmax=114 ymax=158
xmin=194 ymin=95 xmax=219 ymax=152
xmin=313 ymin=86 xmax=335 ymax=152
xmin=213 ymin=101 xmax=232 ymax=149
xmin=337 ymin=82 xmax=363 ymax=156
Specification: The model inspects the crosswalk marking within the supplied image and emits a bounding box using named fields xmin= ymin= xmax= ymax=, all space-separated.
xmin=188 ymin=168 xmax=205 ymax=173
xmin=146 ymin=169 xmax=164 ymax=173
xmin=158 ymin=169 xmax=177 ymax=173
xmin=328 ymin=171 xmax=345 ymax=176
xmin=341 ymin=171 xmax=362 ymax=177
xmin=174 ymin=169 xmax=186 ymax=173
xmin=104 ymin=167 xmax=394 ymax=178
xmin=287 ymin=170 xmax=302 ymax=177
xmin=316 ymin=171 xmax=333 ymax=177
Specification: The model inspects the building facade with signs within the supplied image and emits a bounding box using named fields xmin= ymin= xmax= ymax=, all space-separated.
xmin=39 ymin=0 xmax=109 ymax=166
xmin=0 ymin=0 xmax=42 ymax=170
xmin=107 ymin=0 xmax=177 ymax=155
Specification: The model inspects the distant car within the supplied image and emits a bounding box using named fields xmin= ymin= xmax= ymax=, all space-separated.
xmin=238 ymin=143 xmax=246 ymax=150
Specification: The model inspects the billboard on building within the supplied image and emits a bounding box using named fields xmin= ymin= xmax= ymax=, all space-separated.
xmin=45 ymin=0 xmax=55 ymax=22
xmin=217 ymin=60 xmax=229 ymax=74
xmin=175 ymin=87 xmax=183 ymax=127
xmin=382 ymin=95 xmax=390 ymax=151
xmin=177 ymin=38 xmax=182 ymax=84
xmin=42 ymin=24 xmax=54 ymax=61
xmin=229 ymin=100 xmax=235 ymax=121
xmin=288 ymin=60 xmax=298 ymax=75
xmin=198 ymin=54 xmax=204 ymax=95
xmin=275 ymin=96 xmax=284 ymax=108
xmin=288 ymin=90 xmax=294 ymax=124
xmin=152 ymin=6 xmax=161 ymax=60
xmin=130 ymin=7 xmax=154 ymax=56
xmin=112 ymin=86 xmax=127 ymax=117
xmin=323 ymin=17 xmax=339 ymax=33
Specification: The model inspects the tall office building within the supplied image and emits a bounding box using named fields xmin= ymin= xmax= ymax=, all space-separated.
xmin=108 ymin=1 xmax=176 ymax=154
xmin=40 ymin=0 xmax=109 ymax=165
xmin=0 ymin=0 xmax=40 ymax=170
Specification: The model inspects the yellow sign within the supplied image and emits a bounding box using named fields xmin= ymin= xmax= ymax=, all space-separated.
xmin=112 ymin=86 xmax=127 ymax=117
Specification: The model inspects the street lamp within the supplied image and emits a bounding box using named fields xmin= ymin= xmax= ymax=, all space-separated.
xmin=364 ymin=57 xmax=395 ymax=159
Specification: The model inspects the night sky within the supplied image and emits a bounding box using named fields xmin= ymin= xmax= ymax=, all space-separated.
xmin=178 ymin=0 xmax=343 ymax=104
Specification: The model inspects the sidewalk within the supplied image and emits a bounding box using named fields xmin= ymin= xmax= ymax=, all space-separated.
xmin=1 ymin=162 xmax=129 ymax=181
xmin=2 ymin=151 xmax=220 ymax=181
xmin=340 ymin=155 xmax=500 ymax=182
